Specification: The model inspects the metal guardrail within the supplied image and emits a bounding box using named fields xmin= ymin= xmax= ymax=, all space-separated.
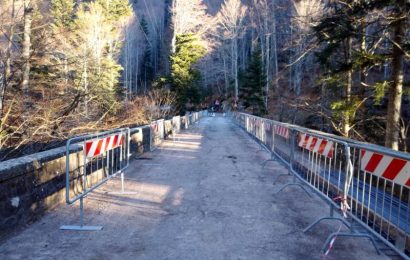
xmin=232 ymin=112 xmax=410 ymax=259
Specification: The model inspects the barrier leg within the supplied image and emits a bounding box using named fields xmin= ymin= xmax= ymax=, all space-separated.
xmin=321 ymin=232 xmax=381 ymax=255
xmin=303 ymin=204 xmax=351 ymax=233
xmin=60 ymin=197 xmax=103 ymax=231
xmin=275 ymin=175 xmax=312 ymax=197
xmin=261 ymin=152 xmax=276 ymax=167
xmin=108 ymin=171 xmax=138 ymax=195
xmin=121 ymin=172 xmax=124 ymax=193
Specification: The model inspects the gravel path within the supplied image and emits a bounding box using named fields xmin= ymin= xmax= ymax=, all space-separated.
xmin=0 ymin=116 xmax=386 ymax=260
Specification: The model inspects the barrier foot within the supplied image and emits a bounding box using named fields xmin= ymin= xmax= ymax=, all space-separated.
xmin=60 ymin=197 xmax=102 ymax=231
xmin=321 ymin=232 xmax=381 ymax=255
xmin=272 ymin=173 xmax=291 ymax=184
xmin=60 ymin=225 xmax=103 ymax=231
xmin=303 ymin=217 xmax=351 ymax=233
xmin=274 ymin=183 xmax=312 ymax=197
xmin=261 ymin=159 xmax=274 ymax=167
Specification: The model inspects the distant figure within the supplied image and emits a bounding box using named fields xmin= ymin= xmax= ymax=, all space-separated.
xmin=214 ymin=99 xmax=220 ymax=112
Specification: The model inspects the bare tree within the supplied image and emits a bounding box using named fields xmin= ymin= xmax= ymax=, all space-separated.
xmin=170 ymin=0 xmax=209 ymax=53
xmin=22 ymin=0 xmax=33 ymax=109
xmin=217 ymin=0 xmax=247 ymax=102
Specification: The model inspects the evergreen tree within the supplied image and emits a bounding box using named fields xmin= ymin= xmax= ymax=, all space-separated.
xmin=314 ymin=0 xmax=409 ymax=148
xmin=51 ymin=0 xmax=75 ymax=28
xmin=240 ymin=46 xmax=267 ymax=116
xmin=139 ymin=16 xmax=154 ymax=91
xmin=169 ymin=34 xmax=206 ymax=114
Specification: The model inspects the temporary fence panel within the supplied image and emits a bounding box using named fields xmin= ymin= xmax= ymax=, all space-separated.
xmin=231 ymin=112 xmax=410 ymax=259
xmin=348 ymin=144 xmax=410 ymax=257
xmin=61 ymin=128 xmax=130 ymax=231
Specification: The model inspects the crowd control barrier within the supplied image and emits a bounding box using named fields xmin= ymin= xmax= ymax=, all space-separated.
xmin=60 ymin=128 xmax=130 ymax=231
xmin=232 ymin=112 xmax=409 ymax=259
xmin=60 ymin=111 xmax=207 ymax=231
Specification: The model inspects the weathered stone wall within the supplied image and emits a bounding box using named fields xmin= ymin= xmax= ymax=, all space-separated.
xmin=0 ymin=125 xmax=150 ymax=241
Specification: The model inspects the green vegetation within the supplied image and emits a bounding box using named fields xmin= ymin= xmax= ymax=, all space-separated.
xmin=169 ymin=34 xmax=206 ymax=114
xmin=240 ymin=46 xmax=267 ymax=116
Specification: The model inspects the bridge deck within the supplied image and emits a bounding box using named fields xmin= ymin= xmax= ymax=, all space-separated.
xmin=0 ymin=116 xmax=386 ymax=259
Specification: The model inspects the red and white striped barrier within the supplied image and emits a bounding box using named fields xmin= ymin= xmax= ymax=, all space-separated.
xmin=360 ymin=150 xmax=410 ymax=187
xmin=274 ymin=125 xmax=290 ymax=139
xmin=298 ymin=133 xmax=334 ymax=158
xmin=151 ymin=122 xmax=159 ymax=133
xmin=85 ymin=134 xmax=123 ymax=158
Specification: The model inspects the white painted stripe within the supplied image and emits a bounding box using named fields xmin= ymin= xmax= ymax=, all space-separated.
xmin=107 ymin=135 xmax=115 ymax=150
xmin=360 ymin=151 xmax=373 ymax=171
xmin=313 ymin=139 xmax=322 ymax=152
xmin=394 ymin=162 xmax=410 ymax=186
xmin=305 ymin=136 xmax=314 ymax=149
xmin=373 ymin=156 xmax=392 ymax=177
xmin=87 ymin=140 xmax=98 ymax=157
xmin=299 ymin=134 xmax=306 ymax=147
xmin=100 ymin=138 xmax=107 ymax=154
xmin=323 ymin=141 xmax=333 ymax=157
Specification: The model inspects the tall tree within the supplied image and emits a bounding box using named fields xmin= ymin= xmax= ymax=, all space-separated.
xmin=22 ymin=0 xmax=34 ymax=110
xmin=169 ymin=34 xmax=206 ymax=114
xmin=240 ymin=45 xmax=267 ymax=116
xmin=217 ymin=0 xmax=247 ymax=102
xmin=140 ymin=16 xmax=154 ymax=92
xmin=384 ymin=0 xmax=407 ymax=150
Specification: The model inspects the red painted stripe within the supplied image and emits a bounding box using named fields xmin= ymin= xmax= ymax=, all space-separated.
xmin=303 ymin=135 xmax=310 ymax=149
xmin=361 ymin=150 xmax=365 ymax=158
xmin=327 ymin=146 xmax=334 ymax=158
xmin=119 ymin=135 xmax=123 ymax=145
xmin=381 ymin=158 xmax=407 ymax=181
xmin=406 ymin=178 xmax=410 ymax=187
xmin=364 ymin=153 xmax=383 ymax=173
xmin=105 ymin=136 xmax=111 ymax=151
xmin=85 ymin=141 xmax=93 ymax=155
xmin=318 ymin=140 xmax=327 ymax=154
xmin=309 ymin=138 xmax=318 ymax=150
xmin=113 ymin=135 xmax=118 ymax=148
xmin=94 ymin=140 xmax=104 ymax=156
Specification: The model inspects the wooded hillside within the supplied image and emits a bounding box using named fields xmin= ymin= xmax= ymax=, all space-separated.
xmin=0 ymin=0 xmax=409 ymax=159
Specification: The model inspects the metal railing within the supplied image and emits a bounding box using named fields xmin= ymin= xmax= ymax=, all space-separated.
xmin=60 ymin=128 xmax=130 ymax=231
xmin=232 ymin=112 xmax=410 ymax=259
xmin=60 ymin=110 xmax=207 ymax=231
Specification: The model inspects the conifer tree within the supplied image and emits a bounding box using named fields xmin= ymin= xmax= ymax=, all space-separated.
xmin=240 ymin=46 xmax=267 ymax=116
xmin=139 ymin=16 xmax=154 ymax=92
xmin=169 ymin=34 xmax=206 ymax=114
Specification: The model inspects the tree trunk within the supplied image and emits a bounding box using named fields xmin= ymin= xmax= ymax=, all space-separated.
xmin=265 ymin=34 xmax=270 ymax=109
xmin=271 ymin=0 xmax=279 ymax=90
xmin=223 ymin=53 xmax=229 ymax=96
xmin=1 ymin=0 xmax=15 ymax=116
xmin=385 ymin=5 xmax=405 ymax=150
xmin=233 ymin=38 xmax=239 ymax=101
xmin=342 ymin=37 xmax=352 ymax=137
xmin=22 ymin=1 xmax=33 ymax=108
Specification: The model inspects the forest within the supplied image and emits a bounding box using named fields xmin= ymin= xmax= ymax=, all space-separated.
xmin=0 ymin=0 xmax=409 ymax=159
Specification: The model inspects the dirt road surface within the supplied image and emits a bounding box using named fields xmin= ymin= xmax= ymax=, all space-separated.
xmin=0 ymin=116 xmax=386 ymax=260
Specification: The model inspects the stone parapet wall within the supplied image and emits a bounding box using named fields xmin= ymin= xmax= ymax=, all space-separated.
xmin=0 ymin=125 xmax=150 ymax=240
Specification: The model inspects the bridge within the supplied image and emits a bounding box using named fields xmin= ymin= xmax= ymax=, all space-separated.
xmin=0 ymin=114 xmax=408 ymax=259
